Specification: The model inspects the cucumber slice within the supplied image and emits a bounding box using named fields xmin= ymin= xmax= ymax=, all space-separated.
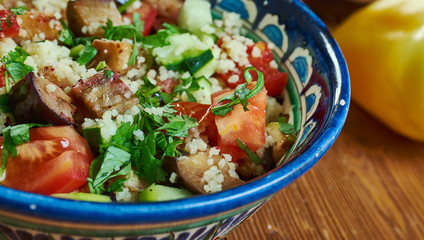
xmin=184 ymin=49 xmax=214 ymax=75
xmin=178 ymin=0 xmax=213 ymax=35
xmin=139 ymin=184 xmax=193 ymax=202
xmin=52 ymin=192 xmax=112 ymax=202
xmin=191 ymin=76 xmax=213 ymax=104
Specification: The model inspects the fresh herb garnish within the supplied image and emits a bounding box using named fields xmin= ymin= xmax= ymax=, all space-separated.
xmin=95 ymin=61 xmax=108 ymax=71
xmin=103 ymin=18 xmax=143 ymax=42
xmin=172 ymin=76 xmax=202 ymax=102
xmin=157 ymin=115 xmax=199 ymax=137
xmin=102 ymin=13 xmax=143 ymax=66
xmin=236 ymin=138 xmax=263 ymax=165
xmin=9 ymin=6 xmax=27 ymax=16
xmin=87 ymin=100 xmax=195 ymax=193
xmin=59 ymin=19 xmax=98 ymax=65
xmin=1 ymin=46 xmax=34 ymax=83
xmin=104 ymin=69 xmax=114 ymax=79
xmin=5 ymin=15 xmax=12 ymax=28
xmin=94 ymin=61 xmax=115 ymax=79
xmin=141 ymin=24 xmax=186 ymax=49
xmin=212 ymin=66 xmax=265 ymax=117
xmin=0 ymin=123 xmax=44 ymax=176
xmin=58 ymin=19 xmax=76 ymax=47
xmin=128 ymin=37 xmax=139 ymax=66
xmin=76 ymin=45 xmax=97 ymax=65
xmin=88 ymin=145 xmax=132 ymax=194
xmin=118 ymin=0 xmax=137 ymax=13
xmin=278 ymin=116 xmax=296 ymax=135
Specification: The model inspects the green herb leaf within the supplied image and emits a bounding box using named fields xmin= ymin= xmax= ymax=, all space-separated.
xmin=128 ymin=38 xmax=139 ymax=66
xmin=95 ymin=61 xmax=108 ymax=71
xmin=5 ymin=15 xmax=12 ymax=28
xmin=236 ymin=138 xmax=263 ymax=165
xmin=1 ymin=46 xmax=34 ymax=82
xmin=140 ymin=23 xmax=187 ymax=49
xmin=211 ymin=66 xmax=265 ymax=117
xmin=141 ymin=30 xmax=171 ymax=48
xmin=103 ymin=18 xmax=143 ymax=42
xmin=58 ymin=19 xmax=76 ymax=47
xmin=278 ymin=116 xmax=296 ymax=135
xmin=104 ymin=70 xmax=114 ymax=79
xmin=4 ymin=62 xmax=33 ymax=82
xmin=76 ymin=45 xmax=97 ymax=65
xmin=118 ymin=0 xmax=137 ymax=13
xmin=133 ymin=12 xmax=144 ymax=33
xmin=157 ymin=115 xmax=199 ymax=137
xmin=9 ymin=6 xmax=27 ymax=15
xmin=88 ymin=146 xmax=132 ymax=194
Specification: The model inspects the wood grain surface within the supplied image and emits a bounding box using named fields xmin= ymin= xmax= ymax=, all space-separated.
xmin=228 ymin=102 xmax=424 ymax=239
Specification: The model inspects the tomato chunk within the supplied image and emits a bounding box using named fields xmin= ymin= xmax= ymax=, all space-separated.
xmin=212 ymin=82 xmax=267 ymax=161
xmin=0 ymin=126 xmax=94 ymax=195
xmin=124 ymin=2 xmax=157 ymax=36
xmin=216 ymin=40 xmax=288 ymax=97
xmin=0 ymin=9 xmax=20 ymax=38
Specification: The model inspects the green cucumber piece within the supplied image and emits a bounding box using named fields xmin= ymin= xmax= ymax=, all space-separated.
xmin=178 ymin=0 xmax=213 ymax=35
xmin=184 ymin=49 xmax=214 ymax=75
xmin=139 ymin=184 xmax=193 ymax=202
xmin=191 ymin=76 xmax=213 ymax=104
xmin=52 ymin=192 xmax=112 ymax=202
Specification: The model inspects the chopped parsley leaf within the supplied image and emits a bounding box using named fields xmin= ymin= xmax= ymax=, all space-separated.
xmin=9 ymin=6 xmax=27 ymax=16
xmin=211 ymin=66 xmax=265 ymax=117
xmin=1 ymin=46 xmax=34 ymax=82
xmin=278 ymin=116 xmax=296 ymax=135
xmin=236 ymin=138 xmax=263 ymax=165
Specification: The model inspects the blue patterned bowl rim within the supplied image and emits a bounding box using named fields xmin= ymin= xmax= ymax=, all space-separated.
xmin=0 ymin=0 xmax=350 ymax=224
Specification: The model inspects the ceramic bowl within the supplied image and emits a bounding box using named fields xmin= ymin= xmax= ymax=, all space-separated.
xmin=0 ymin=0 xmax=350 ymax=239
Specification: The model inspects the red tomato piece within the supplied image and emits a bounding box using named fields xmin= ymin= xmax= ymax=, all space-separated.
xmin=212 ymin=82 xmax=267 ymax=162
xmin=216 ymin=40 xmax=288 ymax=97
xmin=124 ymin=2 xmax=157 ymax=36
xmin=0 ymin=66 xmax=6 ymax=88
xmin=172 ymin=102 xmax=217 ymax=142
xmin=0 ymin=126 xmax=94 ymax=195
xmin=0 ymin=9 xmax=20 ymax=38
xmin=173 ymin=102 xmax=213 ymax=128
xmin=248 ymin=42 xmax=288 ymax=97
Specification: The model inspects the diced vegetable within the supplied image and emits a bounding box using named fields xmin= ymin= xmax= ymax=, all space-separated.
xmin=0 ymin=126 xmax=94 ymax=195
xmin=123 ymin=2 xmax=157 ymax=36
xmin=178 ymin=0 xmax=213 ymax=35
xmin=212 ymin=82 xmax=267 ymax=162
xmin=153 ymin=33 xmax=217 ymax=77
xmin=265 ymin=122 xmax=296 ymax=163
xmin=164 ymin=152 xmax=244 ymax=194
xmin=13 ymin=11 xmax=63 ymax=44
xmin=9 ymin=72 xmax=76 ymax=125
xmin=52 ymin=192 xmax=112 ymax=202
xmin=66 ymin=0 xmax=123 ymax=37
xmin=71 ymin=70 xmax=139 ymax=119
xmin=139 ymin=184 xmax=193 ymax=202
xmin=0 ymin=9 xmax=20 ymax=38
xmin=89 ymin=39 xmax=133 ymax=75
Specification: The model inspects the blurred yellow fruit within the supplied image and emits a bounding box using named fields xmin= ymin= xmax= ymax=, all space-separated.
xmin=334 ymin=0 xmax=424 ymax=141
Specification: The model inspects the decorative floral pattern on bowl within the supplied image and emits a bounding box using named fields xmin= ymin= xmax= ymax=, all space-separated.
xmin=0 ymin=0 xmax=349 ymax=239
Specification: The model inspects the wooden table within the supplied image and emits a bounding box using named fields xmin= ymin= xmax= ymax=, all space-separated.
xmin=228 ymin=101 xmax=424 ymax=239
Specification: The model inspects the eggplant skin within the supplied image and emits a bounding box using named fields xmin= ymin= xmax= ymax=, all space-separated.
xmin=9 ymin=72 xmax=75 ymax=126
